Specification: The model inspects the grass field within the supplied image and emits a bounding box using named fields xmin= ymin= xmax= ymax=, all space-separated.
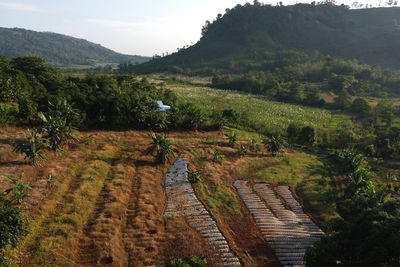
xmin=166 ymin=83 xmax=349 ymax=135
xmin=239 ymin=151 xmax=340 ymax=224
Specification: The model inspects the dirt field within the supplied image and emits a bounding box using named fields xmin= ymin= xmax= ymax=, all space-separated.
xmin=0 ymin=127 xmax=282 ymax=266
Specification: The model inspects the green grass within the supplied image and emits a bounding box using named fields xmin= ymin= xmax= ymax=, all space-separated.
xmin=18 ymin=148 xmax=114 ymax=266
xmin=168 ymin=83 xmax=349 ymax=135
xmin=240 ymin=152 xmax=339 ymax=224
xmin=197 ymin=183 xmax=241 ymax=216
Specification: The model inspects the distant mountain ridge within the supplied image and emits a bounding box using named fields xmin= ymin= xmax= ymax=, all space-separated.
xmin=133 ymin=3 xmax=400 ymax=73
xmin=0 ymin=27 xmax=149 ymax=67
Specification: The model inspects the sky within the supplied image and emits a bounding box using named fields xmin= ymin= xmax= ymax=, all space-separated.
xmin=0 ymin=0 xmax=386 ymax=56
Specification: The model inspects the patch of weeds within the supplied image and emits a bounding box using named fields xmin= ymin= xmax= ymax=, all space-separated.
xmin=212 ymin=151 xmax=225 ymax=164
xmin=167 ymin=255 xmax=207 ymax=267
xmin=166 ymin=213 xmax=175 ymax=219
xmin=205 ymin=185 xmax=241 ymax=215
xmin=225 ymin=131 xmax=237 ymax=147
xmin=187 ymin=170 xmax=202 ymax=184
xmin=82 ymin=134 xmax=93 ymax=146
xmin=40 ymin=173 xmax=56 ymax=188
xmin=238 ymin=144 xmax=247 ymax=156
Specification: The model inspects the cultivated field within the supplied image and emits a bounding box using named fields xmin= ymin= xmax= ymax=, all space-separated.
xmin=0 ymin=126 xmax=335 ymax=266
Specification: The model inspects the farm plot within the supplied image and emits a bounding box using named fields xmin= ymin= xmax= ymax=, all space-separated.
xmin=168 ymin=84 xmax=348 ymax=135
xmin=234 ymin=180 xmax=323 ymax=267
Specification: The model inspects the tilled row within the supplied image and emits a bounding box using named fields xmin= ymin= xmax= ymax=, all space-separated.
xmin=164 ymin=158 xmax=241 ymax=266
xmin=234 ymin=180 xmax=324 ymax=267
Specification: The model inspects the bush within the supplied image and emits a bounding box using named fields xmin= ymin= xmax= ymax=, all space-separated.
xmin=167 ymin=256 xmax=207 ymax=267
xmin=13 ymin=128 xmax=47 ymax=166
xmin=212 ymin=151 xmax=225 ymax=163
xmin=225 ymin=132 xmax=237 ymax=147
xmin=1 ymin=172 xmax=32 ymax=205
xmin=286 ymin=122 xmax=301 ymax=144
xmin=148 ymin=133 xmax=177 ymax=163
xmin=263 ymin=135 xmax=286 ymax=157
xmin=298 ymin=126 xmax=315 ymax=147
xmin=239 ymin=144 xmax=248 ymax=155
xmin=0 ymin=198 xmax=28 ymax=250
xmin=0 ymin=103 xmax=18 ymax=126
xmin=187 ymin=170 xmax=202 ymax=184
xmin=306 ymin=197 xmax=400 ymax=267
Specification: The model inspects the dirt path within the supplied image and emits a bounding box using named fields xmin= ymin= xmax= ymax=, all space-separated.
xmin=234 ymin=180 xmax=323 ymax=267
xmin=165 ymin=158 xmax=241 ymax=266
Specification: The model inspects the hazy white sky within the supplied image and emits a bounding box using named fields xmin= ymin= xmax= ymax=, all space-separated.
xmin=0 ymin=0 xmax=387 ymax=56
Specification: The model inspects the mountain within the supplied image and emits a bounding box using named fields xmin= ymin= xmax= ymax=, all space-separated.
xmin=132 ymin=3 xmax=400 ymax=73
xmin=0 ymin=27 xmax=149 ymax=67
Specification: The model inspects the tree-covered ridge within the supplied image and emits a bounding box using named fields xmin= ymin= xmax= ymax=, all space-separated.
xmin=0 ymin=27 xmax=149 ymax=67
xmin=132 ymin=3 xmax=400 ymax=73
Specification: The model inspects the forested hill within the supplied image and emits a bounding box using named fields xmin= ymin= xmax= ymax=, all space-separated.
xmin=0 ymin=27 xmax=149 ymax=67
xmin=132 ymin=3 xmax=400 ymax=73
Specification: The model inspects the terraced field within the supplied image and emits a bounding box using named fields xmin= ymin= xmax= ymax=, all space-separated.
xmin=164 ymin=158 xmax=240 ymax=266
xmin=0 ymin=127 xmax=328 ymax=266
xmin=234 ymin=180 xmax=323 ymax=267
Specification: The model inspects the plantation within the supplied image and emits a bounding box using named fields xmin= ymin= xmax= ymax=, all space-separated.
xmin=2 ymin=1 xmax=400 ymax=266
xmin=166 ymin=82 xmax=347 ymax=135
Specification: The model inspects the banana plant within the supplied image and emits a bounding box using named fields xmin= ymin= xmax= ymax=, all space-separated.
xmin=38 ymin=112 xmax=75 ymax=151
xmin=263 ymin=135 xmax=287 ymax=157
xmin=1 ymin=172 xmax=32 ymax=205
xmin=13 ymin=128 xmax=47 ymax=166
xmin=148 ymin=133 xmax=177 ymax=163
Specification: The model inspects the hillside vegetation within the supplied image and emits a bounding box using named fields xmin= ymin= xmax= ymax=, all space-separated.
xmin=0 ymin=27 xmax=149 ymax=67
xmin=132 ymin=3 xmax=400 ymax=73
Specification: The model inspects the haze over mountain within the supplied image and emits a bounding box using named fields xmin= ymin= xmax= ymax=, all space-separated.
xmin=0 ymin=27 xmax=149 ymax=67
xmin=132 ymin=3 xmax=400 ymax=73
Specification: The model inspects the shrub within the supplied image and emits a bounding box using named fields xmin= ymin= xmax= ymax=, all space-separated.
xmin=13 ymin=129 xmax=47 ymax=166
xmin=263 ymin=135 xmax=286 ymax=157
xmin=0 ymin=197 xmax=28 ymax=250
xmin=250 ymin=139 xmax=261 ymax=153
xmin=212 ymin=151 xmax=225 ymax=163
xmin=0 ymin=103 xmax=18 ymax=126
xmin=298 ymin=126 xmax=315 ymax=147
xmin=286 ymin=122 xmax=301 ymax=144
xmin=225 ymin=132 xmax=237 ymax=147
xmin=40 ymin=173 xmax=56 ymax=188
xmin=167 ymin=256 xmax=207 ymax=267
xmin=148 ymin=133 xmax=177 ymax=163
xmin=38 ymin=112 xmax=75 ymax=151
xmin=187 ymin=170 xmax=202 ymax=184
xmin=239 ymin=144 xmax=247 ymax=155
xmin=1 ymin=172 xmax=32 ymax=205
xmin=350 ymin=97 xmax=371 ymax=117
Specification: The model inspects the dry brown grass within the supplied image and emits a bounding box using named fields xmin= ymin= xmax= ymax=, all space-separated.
xmin=0 ymin=128 xmax=282 ymax=266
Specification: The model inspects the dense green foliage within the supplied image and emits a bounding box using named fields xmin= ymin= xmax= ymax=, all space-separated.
xmin=263 ymin=135 xmax=286 ymax=156
xmin=0 ymin=27 xmax=149 ymax=67
xmin=0 ymin=56 xmax=183 ymax=130
xmin=167 ymin=256 xmax=207 ymax=267
xmin=0 ymin=199 xmax=28 ymax=250
xmin=1 ymin=173 xmax=32 ymax=205
xmin=13 ymin=129 xmax=47 ymax=166
xmin=130 ymin=3 xmax=400 ymax=74
xmin=148 ymin=133 xmax=177 ymax=163
xmin=306 ymin=196 xmax=400 ymax=267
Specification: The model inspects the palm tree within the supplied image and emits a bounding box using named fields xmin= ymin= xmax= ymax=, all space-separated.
xmin=148 ymin=133 xmax=177 ymax=163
